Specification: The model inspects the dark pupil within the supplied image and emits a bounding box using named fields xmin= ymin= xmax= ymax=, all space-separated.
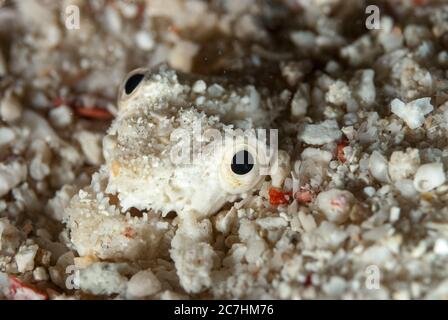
xmin=125 ymin=73 xmax=144 ymax=94
xmin=231 ymin=150 xmax=254 ymax=175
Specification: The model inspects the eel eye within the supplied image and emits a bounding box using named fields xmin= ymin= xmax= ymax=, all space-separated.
xmin=124 ymin=73 xmax=144 ymax=95
xmin=231 ymin=150 xmax=254 ymax=175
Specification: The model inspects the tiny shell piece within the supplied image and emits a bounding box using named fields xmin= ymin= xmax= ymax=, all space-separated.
xmin=390 ymin=97 xmax=433 ymax=129
xmin=413 ymin=163 xmax=446 ymax=192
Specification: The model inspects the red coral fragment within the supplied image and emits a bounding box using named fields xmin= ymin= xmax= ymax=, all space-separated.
xmin=269 ymin=187 xmax=293 ymax=205
xmin=335 ymin=137 xmax=349 ymax=163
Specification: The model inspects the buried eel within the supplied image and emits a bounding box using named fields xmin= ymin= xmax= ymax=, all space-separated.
xmin=64 ymin=65 xmax=292 ymax=294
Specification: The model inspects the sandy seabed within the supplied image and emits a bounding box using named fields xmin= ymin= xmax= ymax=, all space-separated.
xmin=1 ymin=0 xmax=448 ymax=300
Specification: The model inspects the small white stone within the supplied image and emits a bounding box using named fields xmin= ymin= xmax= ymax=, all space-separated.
xmin=291 ymin=88 xmax=308 ymax=118
xmin=126 ymin=269 xmax=162 ymax=298
xmin=298 ymin=120 xmax=342 ymax=145
xmin=192 ymin=80 xmax=207 ymax=94
xmin=356 ymin=69 xmax=376 ymax=106
xmin=388 ymin=148 xmax=420 ymax=182
xmin=298 ymin=210 xmax=317 ymax=232
xmin=104 ymin=6 xmax=122 ymax=34
xmin=270 ymin=150 xmax=291 ymax=188
xmin=245 ymin=239 xmax=267 ymax=264
xmin=290 ymin=31 xmax=316 ymax=49
xmin=315 ymin=189 xmax=355 ymax=224
xmin=434 ymin=239 xmax=448 ymax=256
xmin=0 ymin=93 xmax=22 ymax=123
xmin=391 ymin=97 xmax=433 ymax=129
xmin=413 ymin=163 xmax=446 ymax=192
xmin=135 ymin=31 xmax=155 ymax=51
xmin=369 ymin=151 xmax=390 ymax=183
xmin=168 ymin=40 xmax=199 ymax=73
xmin=322 ymin=276 xmax=347 ymax=296
xmin=363 ymin=186 xmax=376 ymax=197
xmin=394 ymin=179 xmax=418 ymax=198
xmin=49 ymin=105 xmax=73 ymax=128
xmin=326 ymin=80 xmax=352 ymax=107
xmin=0 ymin=161 xmax=27 ymax=197
xmin=207 ymin=84 xmax=225 ymax=97
xmin=390 ymin=207 xmax=401 ymax=222
xmin=0 ymin=127 xmax=16 ymax=147
xmin=256 ymin=216 xmax=288 ymax=229
xmin=33 ymin=267 xmax=49 ymax=281
xmin=15 ymin=244 xmax=38 ymax=273
xmin=75 ymin=131 xmax=103 ymax=166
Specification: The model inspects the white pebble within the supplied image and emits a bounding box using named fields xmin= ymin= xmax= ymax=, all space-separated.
xmin=135 ymin=31 xmax=155 ymax=51
xmin=169 ymin=40 xmax=199 ymax=73
xmin=316 ymin=189 xmax=355 ymax=224
xmin=0 ymin=93 xmax=22 ymax=123
xmin=270 ymin=150 xmax=291 ymax=188
xmin=369 ymin=151 xmax=390 ymax=183
xmin=322 ymin=276 xmax=347 ymax=296
xmin=126 ymin=269 xmax=162 ymax=299
xmin=291 ymin=88 xmax=308 ymax=118
xmin=390 ymin=207 xmax=401 ymax=222
xmin=15 ymin=244 xmax=38 ymax=273
xmin=434 ymin=239 xmax=448 ymax=256
xmin=104 ymin=6 xmax=122 ymax=34
xmin=394 ymin=179 xmax=418 ymax=198
xmin=298 ymin=210 xmax=317 ymax=232
xmin=0 ymin=127 xmax=16 ymax=147
xmin=356 ymin=69 xmax=376 ymax=106
xmin=33 ymin=267 xmax=49 ymax=281
xmin=118 ymin=2 xmax=138 ymax=18
xmin=363 ymin=186 xmax=376 ymax=197
xmin=49 ymin=105 xmax=73 ymax=128
xmin=256 ymin=217 xmax=288 ymax=230
xmin=391 ymin=97 xmax=433 ymax=129
xmin=413 ymin=163 xmax=445 ymax=192
xmin=298 ymin=120 xmax=342 ymax=145
xmin=0 ymin=161 xmax=27 ymax=197
xmin=192 ymin=80 xmax=207 ymax=94
xmin=388 ymin=148 xmax=420 ymax=182
xmin=75 ymin=131 xmax=103 ymax=166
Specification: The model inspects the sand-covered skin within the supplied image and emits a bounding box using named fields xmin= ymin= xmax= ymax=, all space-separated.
xmin=1 ymin=0 xmax=448 ymax=299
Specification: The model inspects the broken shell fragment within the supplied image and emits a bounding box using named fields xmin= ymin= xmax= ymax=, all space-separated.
xmin=316 ymin=189 xmax=356 ymax=224
xmin=390 ymin=97 xmax=433 ymax=129
xmin=413 ymin=163 xmax=446 ymax=192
